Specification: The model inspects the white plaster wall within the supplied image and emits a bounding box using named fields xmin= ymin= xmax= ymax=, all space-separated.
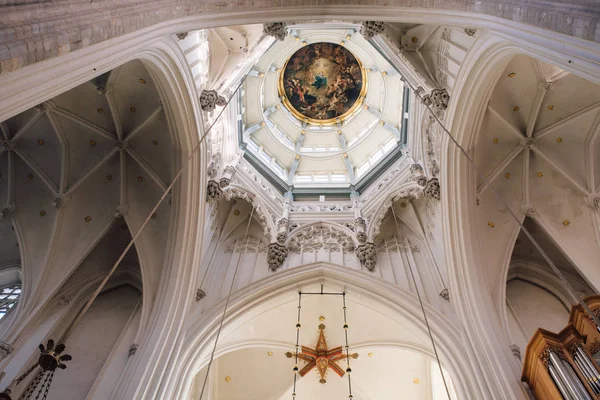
xmin=48 ymin=286 xmax=141 ymax=400
xmin=505 ymin=279 xmax=569 ymax=351
xmin=87 ymin=306 xmax=141 ymax=400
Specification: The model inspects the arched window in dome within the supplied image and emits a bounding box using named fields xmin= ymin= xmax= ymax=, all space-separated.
xmin=0 ymin=284 xmax=21 ymax=319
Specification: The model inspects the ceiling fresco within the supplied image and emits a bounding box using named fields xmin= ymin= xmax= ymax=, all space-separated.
xmin=279 ymin=42 xmax=366 ymax=124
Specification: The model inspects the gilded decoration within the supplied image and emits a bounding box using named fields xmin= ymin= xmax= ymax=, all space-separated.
xmin=279 ymin=43 xmax=366 ymax=124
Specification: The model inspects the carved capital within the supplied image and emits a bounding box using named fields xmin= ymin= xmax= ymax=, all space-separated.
xmin=361 ymin=21 xmax=385 ymax=40
xmin=199 ymin=90 xmax=226 ymax=112
xmin=263 ymin=22 xmax=288 ymax=41
xmin=223 ymin=165 xmax=236 ymax=175
xmin=423 ymin=178 xmax=440 ymax=200
xmin=219 ymin=177 xmax=231 ymax=188
xmin=196 ymin=289 xmax=206 ymax=301
xmin=356 ymin=242 xmax=377 ymax=272
xmin=268 ymin=242 xmax=288 ymax=271
xmin=464 ymin=28 xmax=477 ymax=37
xmin=356 ymin=231 xmax=368 ymax=244
xmin=206 ymin=180 xmax=223 ymax=201
xmin=277 ymin=218 xmax=289 ymax=228
xmin=430 ymin=89 xmax=449 ymax=111
xmin=354 ymin=217 xmax=366 ymax=228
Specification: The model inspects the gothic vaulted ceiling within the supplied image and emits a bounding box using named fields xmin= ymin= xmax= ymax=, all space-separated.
xmin=0 ymin=60 xmax=175 ymax=318
xmin=473 ymin=54 xmax=600 ymax=302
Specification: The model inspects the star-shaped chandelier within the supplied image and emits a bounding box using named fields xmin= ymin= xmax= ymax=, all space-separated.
xmin=287 ymin=322 xmax=358 ymax=384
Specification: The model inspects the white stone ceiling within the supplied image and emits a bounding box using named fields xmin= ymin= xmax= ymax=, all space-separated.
xmin=241 ymin=26 xmax=405 ymax=188
xmin=473 ymin=54 xmax=600 ymax=301
xmin=0 ymin=60 xmax=174 ymax=315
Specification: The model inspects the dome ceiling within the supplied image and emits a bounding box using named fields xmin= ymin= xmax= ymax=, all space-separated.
xmin=240 ymin=26 xmax=407 ymax=189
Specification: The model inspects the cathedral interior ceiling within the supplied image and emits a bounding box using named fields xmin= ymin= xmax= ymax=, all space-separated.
xmin=473 ymin=54 xmax=600 ymax=300
xmin=0 ymin=60 xmax=176 ymax=321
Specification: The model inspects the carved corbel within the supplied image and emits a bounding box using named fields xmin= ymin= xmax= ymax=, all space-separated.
xmin=206 ymin=180 xmax=223 ymax=201
xmin=361 ymin=21 xmax=385 ymax=40
xmin=423 ymin=178 xmax=440 ymax=200
xmin=356 ymin=242 xmax=377 ymax=272
xmin=263 ymin=22 xmax=288 ymax=41
xmin=267 ymin=242 xmax=288 ymax=271
xmin=199 ymin=90 xmax=227 ymax=112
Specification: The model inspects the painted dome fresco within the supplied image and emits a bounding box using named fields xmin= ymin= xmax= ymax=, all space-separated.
xmin=280 ymin=43 xmax=366 ymax=123
xmin=241 ymin=25 xmax=408 ymax=188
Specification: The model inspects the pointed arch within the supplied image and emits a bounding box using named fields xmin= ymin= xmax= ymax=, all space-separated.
xmin=221 ymin=183 xmax=276 ymax=240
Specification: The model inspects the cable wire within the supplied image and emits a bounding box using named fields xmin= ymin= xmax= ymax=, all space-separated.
xmin=198 ymin=206 xmax=255 ymax=399
xmin=62 ymin=77 xmax=247 ymax=342
xmin=389 ymin=197 xmax=452 ymax=399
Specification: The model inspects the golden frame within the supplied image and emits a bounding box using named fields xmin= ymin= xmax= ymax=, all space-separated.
xmin=278 ymin=42 xmax=368 ymax=126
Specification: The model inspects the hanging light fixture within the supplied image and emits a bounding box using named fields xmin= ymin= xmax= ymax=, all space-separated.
xmin=0 ymin=339 xmax=71 ymax=400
